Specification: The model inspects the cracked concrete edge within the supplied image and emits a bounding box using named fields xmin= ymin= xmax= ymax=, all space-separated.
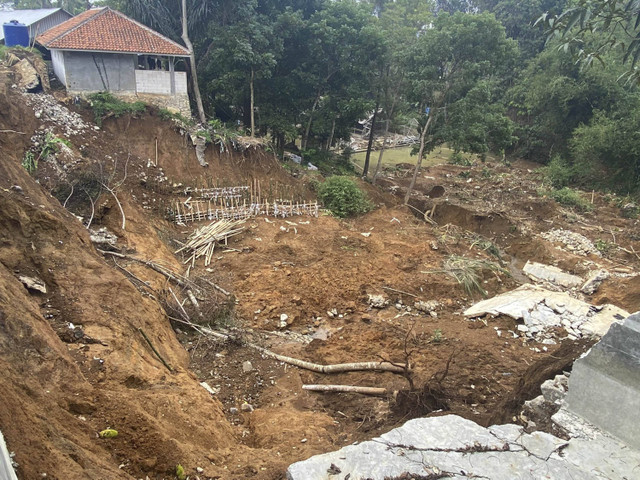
xmin=0 ymin=429 xmax=18 ymax=480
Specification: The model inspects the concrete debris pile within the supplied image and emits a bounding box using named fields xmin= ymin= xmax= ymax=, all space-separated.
xmin=464 ymin=284 xmax=628 ymax=343
xmin=287 ymin=414 xmax=640 ymax=480
xmin=540 ymin=228 xmax=601 ymax=256
xmin=22 ymin=93 xmax=90 ymax=137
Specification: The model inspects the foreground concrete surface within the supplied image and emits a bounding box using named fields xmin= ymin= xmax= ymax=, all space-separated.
xmin=287 ymin=414 xmax=640 ymax=479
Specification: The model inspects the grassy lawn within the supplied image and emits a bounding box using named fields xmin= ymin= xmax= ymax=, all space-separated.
xmin=352 ymin=145 xmax=455 ymax=172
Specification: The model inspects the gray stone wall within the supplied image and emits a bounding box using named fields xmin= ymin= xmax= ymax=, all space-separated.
xmin=63 ymin=51 xmax=136 ymax=93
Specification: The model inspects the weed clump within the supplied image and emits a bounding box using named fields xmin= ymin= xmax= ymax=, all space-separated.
xmin=317 ymin=176 xmax=372 ymax=218
xmin=88 ymin=92 xmax=145 ymax=126
xmin=542 ymin=187 xmax=593 ymax=212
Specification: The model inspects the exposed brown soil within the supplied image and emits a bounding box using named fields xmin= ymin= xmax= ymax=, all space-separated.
xmin=1 ymin=53 xmax=640 ymax=480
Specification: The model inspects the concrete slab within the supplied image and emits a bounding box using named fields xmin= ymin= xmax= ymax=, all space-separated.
xmin=523 ymin=261 xmax=582 ymax=288
xmin=287 ymin=415 xmax=638 ymax=479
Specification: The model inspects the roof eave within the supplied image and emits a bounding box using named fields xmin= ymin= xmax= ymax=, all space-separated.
xmin=47 ymin=46 xmax=189 ymax=57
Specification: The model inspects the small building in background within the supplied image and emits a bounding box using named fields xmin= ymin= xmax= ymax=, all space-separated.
xmin=0 ymin=8 xmax=71 ymax=44
xmin=37 ymin=7 xmax=191 ymax=116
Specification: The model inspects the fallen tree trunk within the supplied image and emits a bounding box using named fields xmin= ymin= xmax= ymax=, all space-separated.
xmin=251 ymin=344 xmax=405 ymax=374
xmin=303 ymin=384 xmax=387 ymax=396
xmin=167 ymin=316 xmax=407 ymax=375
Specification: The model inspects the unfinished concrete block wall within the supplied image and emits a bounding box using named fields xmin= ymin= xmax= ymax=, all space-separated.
xmin=135 ymin=70 xmax=187 ymax=95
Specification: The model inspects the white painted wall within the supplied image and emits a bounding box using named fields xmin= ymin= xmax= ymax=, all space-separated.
xmin=51 ymin=49 xmax=66 ymax=87
xmin=135 ymin=70 xmax=187 ymax=95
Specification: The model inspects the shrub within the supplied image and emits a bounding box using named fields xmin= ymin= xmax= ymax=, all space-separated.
xmin=543 ymin=155 xmax=576 ymax=189
xmin=317 ymin=176 xmax=371 ymax=218
xmin=88 ymin=92 xmax=145 ymax=126
xmin=547 ymin=187 xmax=593 ymax=212
xmin=448 ymin=151 xmax=472 ymax=166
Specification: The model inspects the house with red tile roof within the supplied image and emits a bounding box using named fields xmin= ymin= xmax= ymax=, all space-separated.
xmin=37 ymin=7 xmax=191 ymax=114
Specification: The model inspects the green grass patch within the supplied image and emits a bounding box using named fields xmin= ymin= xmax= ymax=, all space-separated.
xmin=88 ymin=92 xmax=146 ymax=126
xmin=541 ymin=187 xmax=593 ymax=212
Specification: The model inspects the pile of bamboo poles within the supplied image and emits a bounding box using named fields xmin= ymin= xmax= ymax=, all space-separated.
xmin=176 ymin=219 xmax=246 ymax=267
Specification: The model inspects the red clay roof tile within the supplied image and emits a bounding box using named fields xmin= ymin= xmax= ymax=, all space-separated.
xmin=37 ymin=7 xmax=189 ymax=56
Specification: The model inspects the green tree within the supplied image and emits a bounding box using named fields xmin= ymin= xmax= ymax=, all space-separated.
xmin=539 ymin=0 xmax=640 ymax=82
xmin=403 ymin=12 xmax=519 ymax=203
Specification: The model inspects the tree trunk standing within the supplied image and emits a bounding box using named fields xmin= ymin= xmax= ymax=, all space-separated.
xmin=372 ymin=92 xmax=399 ymax=184
xmin=362 ymin=96 xmax=380 ymax=178
xmin=250 ymin=68 xmax=255 ymax=137
xmin=326 ymin=118 xmax=336 ymax=151
xmin=181 ymin=0 xmax=206 ymax=124
xmin=404 ymin=114 xmax=433 ymax=205
xmin=302 ymin=92 xmax=321 ymax=151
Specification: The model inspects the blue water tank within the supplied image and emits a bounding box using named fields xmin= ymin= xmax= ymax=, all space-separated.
xmin=3 ymin=20 xmax=30 ymax=47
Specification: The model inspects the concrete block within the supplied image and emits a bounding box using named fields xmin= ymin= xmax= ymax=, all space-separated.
xmin=565 ymin=313 xmax=640 ymax=449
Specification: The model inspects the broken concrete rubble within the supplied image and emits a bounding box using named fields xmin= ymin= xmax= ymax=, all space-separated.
xmin=523 ymin=260 xmax=582 ymax=289
xmin=541 ymin=228 xmax=601 ymax=256
xmin=17 ymin=275 xmax=46 ymax=294
xmin=581 ymin=268 xmax=609 ymax=295
xmin=464 ymin=284 xmax=628 ymax=341
xmin=287 ymin=414 xmax=640 ymax=479
xmin=367 ymin=294 xmax=388 ymax=308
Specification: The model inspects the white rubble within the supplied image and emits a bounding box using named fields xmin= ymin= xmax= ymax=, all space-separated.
xmin=464 ymin=284 xmax=628 ymax=341
xmin=367 ymin=294 xmax=389 ymax=309
xmin=541 ymin=228 xmax=601 ymax=256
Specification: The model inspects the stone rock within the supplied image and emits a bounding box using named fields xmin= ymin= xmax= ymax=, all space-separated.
xmin=14 ymin=58 xmax=40 ymax=91
xmin=581 ymin=269 xmax=609 ymax=295
xmin=89 ymin=227 xmax=117 ymax=249
xmin=540 ymin=379 xmax=566 ymax=405
xmin=229 ymin=407 xmax=239 ymax=415
xmin=18 ymin=275 xmax=47 ymax=294
xmin=414 ymin=300 xmax=439 ymax=313
xmin=242 ymin=361 xmax=254 ymax=373
xmin=367 ymin=294 xmax=388 ymax=309
xmin=240 ymin=403 xmax=254 ymax=412
xmin=464 ymin=284 xmax=628 ymax=340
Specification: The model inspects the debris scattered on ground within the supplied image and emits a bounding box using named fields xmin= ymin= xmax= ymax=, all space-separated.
xmin=22 ymin=93 xmax=90 ymax=137
xmin=464 ymin=284 xmax=628 ymax=341
xmin=541 ymin=229 xmax=601 ymax=256
xmin=176 ymin=218 xmax=246 ymax=266
xmin=523 ymin=260 xmax=582 ymax=289
xmin=17 ymin=275 xmax=46 ymax=294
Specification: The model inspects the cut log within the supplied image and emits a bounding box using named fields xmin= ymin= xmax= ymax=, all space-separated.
xmin=303 ymin=385 xmax=387 ymax=396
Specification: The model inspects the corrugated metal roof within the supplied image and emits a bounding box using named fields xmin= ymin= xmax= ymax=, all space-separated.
xmin=0 ymin=8 xmax=69 ymax=40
